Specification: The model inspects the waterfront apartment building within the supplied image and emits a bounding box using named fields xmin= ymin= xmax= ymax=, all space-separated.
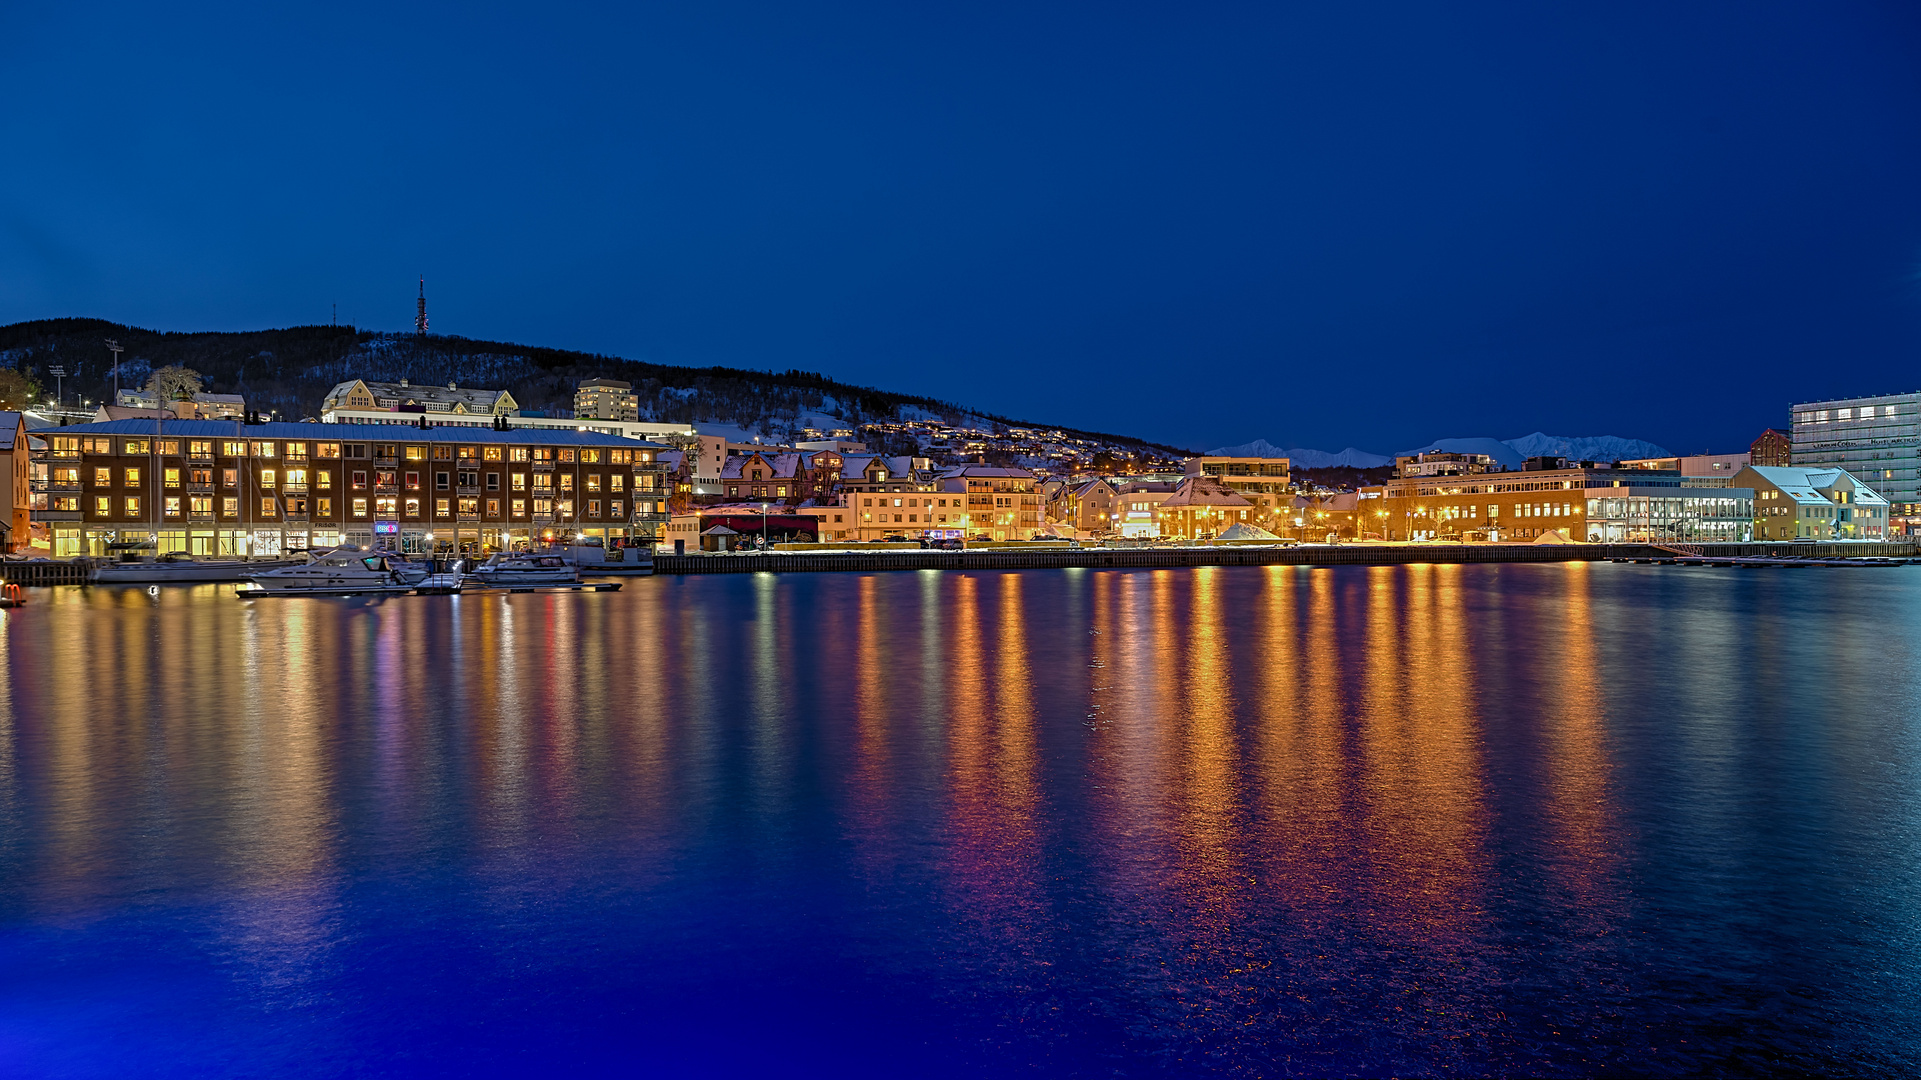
xmin=1063 ymin=478 xmax=1120 ymax=535
xmin=719 ymin=450 xmax=846 ymax=505
xmin=840 ymin=456 xmax=947 ymax=540
xmin=1183 ymin=456 xmax=1292 ymax=527
xmin=42 ymin=419 xmax=669 ymax=558
xmin=1363 ymin=462 xmax=1754 ymax=542
xmin=940 ymin=465 xmax=1041 ymax=541
xmin=0 ymin=412 xmax=28 ymax=552
xmin=574 ymin=378 xmax=639 ymax=421
xmin=1735 ymin=465 xmax=1889 ymax=541
xmin=1790 ymin=394 xmax=1920 ymax=531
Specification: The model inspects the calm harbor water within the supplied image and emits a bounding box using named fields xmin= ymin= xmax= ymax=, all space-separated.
xmin=1 ymin=563 xmax=1918 ymax=1076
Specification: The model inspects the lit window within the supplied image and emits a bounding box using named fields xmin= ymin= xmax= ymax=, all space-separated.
xmin=259 ymin=498 xmax=276 ymax=517
xmin=352 ymin=498 xmax=368 ymax=517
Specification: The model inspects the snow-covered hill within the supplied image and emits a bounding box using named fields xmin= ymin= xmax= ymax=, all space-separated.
xmin=1397 ymin=432 xmax=1671 ymax=468
xmin=1205 ymin=439 xmax=1393 ymax=469
xmin=1211 ymin=432 xmax=1672 ymax=471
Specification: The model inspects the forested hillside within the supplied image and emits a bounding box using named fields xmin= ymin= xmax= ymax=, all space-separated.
xmin=0 ymin=319 xmax=1189 ymax=456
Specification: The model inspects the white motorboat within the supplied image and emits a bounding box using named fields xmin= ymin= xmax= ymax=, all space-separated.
xmin=241 ymin=546 xmax=431 ymax=595
xmin=468 ymin=551 xmax=581 ymax=586
xmin=559 ymin=539 xmax=654 ymax=576
xmin=92 ymin=553 xmax=305 ymax=584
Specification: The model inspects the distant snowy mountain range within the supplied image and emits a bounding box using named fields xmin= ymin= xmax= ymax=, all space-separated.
xmin=1208 ymin=432 xmax=1672 ymax=470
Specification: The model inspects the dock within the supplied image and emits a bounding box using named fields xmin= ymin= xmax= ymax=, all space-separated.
xmin=650 ymin=541 xmax=1921 ymax=575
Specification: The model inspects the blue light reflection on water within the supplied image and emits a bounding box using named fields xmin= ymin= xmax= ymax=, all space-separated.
xmin=0 ymin=563 xmax=1917 ymax=1076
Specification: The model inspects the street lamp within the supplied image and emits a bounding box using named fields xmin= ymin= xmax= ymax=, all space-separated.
xmin=48 ymin=366 xmax=65 ymax=409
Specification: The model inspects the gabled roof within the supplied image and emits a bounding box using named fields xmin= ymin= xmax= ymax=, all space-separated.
xmin=721 ymin=452 xmax=806 ymax=480
xmin=1072 ymin=478 xmax=1116 ymax=499
xmin=1161 ymin=476 xmax=1253 ymax=508
xmin=1741 ymin=465 xmax=1889 ymax=506
xmin=326 ymin=379 xmax=515 ymax=413
xmin=0 ymin=411 xmax=21 ymax=451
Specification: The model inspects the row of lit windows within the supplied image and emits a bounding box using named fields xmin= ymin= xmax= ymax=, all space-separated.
xmin=87 ymin=496 xmax=658 ymax=520
xmin=58 ymin=437 xmax=646 ymax=465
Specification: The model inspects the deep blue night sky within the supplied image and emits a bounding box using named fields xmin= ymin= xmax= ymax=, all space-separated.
xmin=3 ymin=3 xmax=1919 ymax=453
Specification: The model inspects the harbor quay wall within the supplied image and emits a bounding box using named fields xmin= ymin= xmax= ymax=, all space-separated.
xmin=654 ymin=541 xmax=1921 ymax=575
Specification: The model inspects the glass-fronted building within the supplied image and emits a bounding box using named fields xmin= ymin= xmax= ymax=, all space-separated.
xmin=1791 ymin=394 xmax=1918 ymax=533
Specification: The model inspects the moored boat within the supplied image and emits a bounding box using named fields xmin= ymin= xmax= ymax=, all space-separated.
xmin=240 ymin=546 xmax=430 ymax=595
xmin=92 ymin=553 xmax=306 ymax=584
xmin=468 ymin=551 xmax=580 ymax=586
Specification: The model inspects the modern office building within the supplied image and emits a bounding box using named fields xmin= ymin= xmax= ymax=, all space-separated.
xmin=1789 ymin=394 xmax=1918 ymax=515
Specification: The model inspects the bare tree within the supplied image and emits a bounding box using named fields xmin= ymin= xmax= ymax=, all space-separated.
xmin=144 ymin=365 xmax=204 ymax=404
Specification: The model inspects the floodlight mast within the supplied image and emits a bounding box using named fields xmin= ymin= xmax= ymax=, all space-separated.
xmin=105 ymin=340 xmax=124 ymax=402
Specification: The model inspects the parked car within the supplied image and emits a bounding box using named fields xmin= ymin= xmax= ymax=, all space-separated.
xmin=933 ymin=538 xmax=964 ymax=550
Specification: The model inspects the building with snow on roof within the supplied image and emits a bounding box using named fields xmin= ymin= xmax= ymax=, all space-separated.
xmin=1735 ymin=465 xmax=1889 ymax=541
xmin=938 ymin=465 xmax=1041 ymax=541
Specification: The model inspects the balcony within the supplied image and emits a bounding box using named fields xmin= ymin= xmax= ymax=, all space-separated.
xmin=457 ymin=512 xmax=480 ymax=522
xmin=531 ymin=459 xmax=555 ymax=471
xmin=282 ymin=483 xmax=308 ymax=494
xmin=456 ymin=484 xmax=481 ymax=495
xmin=187 ymin=450 xmax=214 ymax=463
xmin=373 ymin=455 xmax=398 ymax=468
xmin=188 ymin=510 xmax=216 ymax=521
xmin=48 ymin=480 xmax=81 ymax=493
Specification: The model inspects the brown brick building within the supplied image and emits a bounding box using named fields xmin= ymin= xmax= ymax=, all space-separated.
xmin=44 ymin=419 xmax=669 ymax=558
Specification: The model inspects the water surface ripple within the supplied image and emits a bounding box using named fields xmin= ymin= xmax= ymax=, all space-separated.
xmin=1 ymin=563 xmax=1917 ymax=1076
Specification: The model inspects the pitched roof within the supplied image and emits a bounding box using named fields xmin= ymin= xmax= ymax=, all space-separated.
xmin=1161 ymin=476 xmax=1253 ymax=508
xmin=326 ymin=379 xmax=514 ymax=412
xmin=0 ymin=411 xmax=21 ymax=451
xmin=1742 ymin=465 xmax=1888 ymax=506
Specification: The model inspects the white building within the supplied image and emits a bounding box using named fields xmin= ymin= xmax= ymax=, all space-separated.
xmin=1790 ymin=393 xmax=1921 ymax=511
